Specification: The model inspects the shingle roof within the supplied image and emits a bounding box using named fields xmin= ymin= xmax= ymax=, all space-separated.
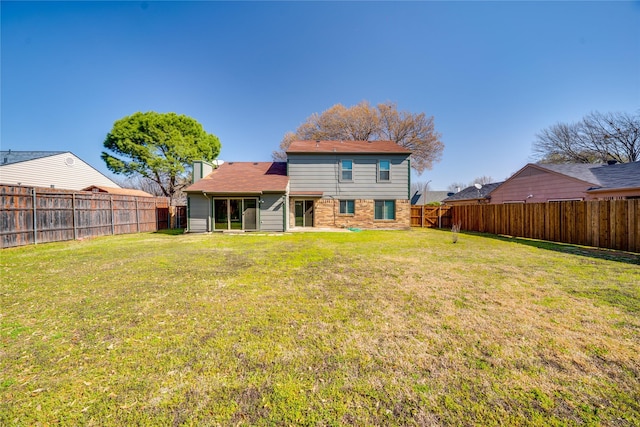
xmin=1 ymin=151 xmax=67 ymax=165
xmin=443 ymin=182 xmax=504 ymax=202
xmin=286 ymin=140 xmax=412 ymax=154
xmin=184 ymin=162 xmax=288 ymax=194
xmin=536 ymin=161 xmax=640 ymax=190
xmin=411 ymin=191 xmax=452 ymax=205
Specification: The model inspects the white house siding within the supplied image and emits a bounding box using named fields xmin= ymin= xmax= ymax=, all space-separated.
xmin=188 ymin=194 xmax=210 ymax=232
xmin=260 ymin=193 xmax=286 ymax=231
xmin=0 ymin=152 xmax=120 ymax=190
xmin=288 ymin=154 xmax=410 ymax=200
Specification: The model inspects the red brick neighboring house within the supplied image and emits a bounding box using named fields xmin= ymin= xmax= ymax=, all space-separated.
xmin=489 ymin=161 xmax=640 ymax=204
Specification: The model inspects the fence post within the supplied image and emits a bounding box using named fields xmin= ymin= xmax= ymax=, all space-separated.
xmin=110 ymin=196 xmax=115 ymax=235
xmin=421 ymin=205 xmax=424 ymax=228
xmin=32 ymin=187 xmax=38 ymax=244
xmin=136 ymin=198 xmax=140 ymax=232
xmin=72 ymin=193 xmax=77 ymax=240
xmin=438 ymin=205 xmax=441 ymax=229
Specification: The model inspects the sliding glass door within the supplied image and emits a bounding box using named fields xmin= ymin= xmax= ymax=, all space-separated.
xmin=294 ymin=200 xmax=314 ymax=227
xmin=214 ymin=198 xmax=258 ymax=231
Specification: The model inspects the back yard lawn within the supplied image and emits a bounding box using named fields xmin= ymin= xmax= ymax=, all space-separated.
xmin=1 ymin=229 xmax=639 ymax=425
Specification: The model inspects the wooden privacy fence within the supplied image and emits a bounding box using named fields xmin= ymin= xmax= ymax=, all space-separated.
xmin=449 ymin=200 xmax=639 ymax=253
xmin=1 ymin=185 xmax=172 ymax=248
xmin=410 ymin=205 xmax=452 ymax=228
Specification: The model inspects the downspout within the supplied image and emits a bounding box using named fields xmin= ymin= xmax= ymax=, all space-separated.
xmin=407 ymin=158 xmax=411 ymax=200
xmin=282 ymin=195 xmax=287 ymax=232
xmin=186 ymin=196 xmax=191 ymax=232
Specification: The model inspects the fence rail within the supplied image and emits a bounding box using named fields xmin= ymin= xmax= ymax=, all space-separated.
xmin=447 ymin=200 xmax=639 ymax=253
xmin=1 ymin=185 xmax=174 ymax=248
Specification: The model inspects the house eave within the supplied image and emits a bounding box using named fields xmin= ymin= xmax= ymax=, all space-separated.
xmin=587 ymin=186 xmax=640 ymax=194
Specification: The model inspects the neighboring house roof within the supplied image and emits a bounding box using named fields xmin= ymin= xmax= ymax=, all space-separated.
xmin=82 ymin=185 xmax=155 ymax=197
xmin=184 ymin=162 xmax=288 ymax=194
xmin=443 ymin=182 xmax=504 ymax=203
xmin=535 ymin=161 xmax=640 ymax=191
xmin=1 ymin=150 xmax=67 ymax=165
xmin=411 ymin=190 xmax=452 ymax=205
xmin=286 ymin=140 xmax=412 ymax=154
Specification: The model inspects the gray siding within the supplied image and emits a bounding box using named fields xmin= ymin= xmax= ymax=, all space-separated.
xmin=288 ymin=154 xmax=410 ymax=200
xmin=188 ymin=194 xmax=210 ymax=232
xmin=260 ymin=194 xmax=286 ymax=231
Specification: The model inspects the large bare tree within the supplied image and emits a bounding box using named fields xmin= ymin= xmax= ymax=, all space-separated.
xmin=273 ymin=101 xmax=444 ymax=173
xmin=533 ymin=111 xmax=639 ymax=164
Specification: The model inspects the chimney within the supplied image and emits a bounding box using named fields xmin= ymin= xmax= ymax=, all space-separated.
xmin=192 ymin=160 xmax=214 ymax=183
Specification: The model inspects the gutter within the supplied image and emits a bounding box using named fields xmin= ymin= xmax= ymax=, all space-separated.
xmin=586 ymin=186 xmax=640 ymax=194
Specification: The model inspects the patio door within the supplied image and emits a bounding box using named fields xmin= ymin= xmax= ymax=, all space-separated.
xmin=294 ymin=200 xmax=314 ymax=227
xmin=214 ymin=198 xmax=258 ymax=230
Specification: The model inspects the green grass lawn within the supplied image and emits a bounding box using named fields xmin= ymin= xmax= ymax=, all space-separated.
xmin=1 ymin=229 xmax=639 ymax=426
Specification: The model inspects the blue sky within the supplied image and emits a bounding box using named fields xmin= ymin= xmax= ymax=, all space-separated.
xmin=2 ymin=1 xmax=639 ymax=190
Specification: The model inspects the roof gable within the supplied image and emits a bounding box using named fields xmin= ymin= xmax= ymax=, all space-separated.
xmin=533 ymin=163 xmax=601 ymax=186
xmin=185 ymin=162 xmax=288 ymax=194
xmin=286 ymin=140 xmax=411 ymax=154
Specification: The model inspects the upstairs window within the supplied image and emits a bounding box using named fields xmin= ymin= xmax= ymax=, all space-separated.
xmin=378 ymin=160 xmax=391 ymax=182
xmin=340 ymin=160 xmax=353 ymax=181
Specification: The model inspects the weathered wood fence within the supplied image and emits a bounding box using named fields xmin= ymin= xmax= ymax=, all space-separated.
xmin=410 ymin=205 xmax=453 ymax=228
xmin=447 ymin=200 xmax=639 ymax=253
xmin=1 ymin=185 xmax=172 ymax=248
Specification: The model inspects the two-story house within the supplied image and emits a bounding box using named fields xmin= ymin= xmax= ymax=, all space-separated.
xmin=183 ymin=140 xmax=412 ymax=232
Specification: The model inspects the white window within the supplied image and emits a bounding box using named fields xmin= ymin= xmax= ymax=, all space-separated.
xmin=339 ymin=200 xmax=355 ymax=215
xmin=340 ymin=160 xmax=353 ymax=181
xmin=374 ymin=200 xmax=395 ymax=220
xmin=378 ymin=160 xmax=391 ymax=182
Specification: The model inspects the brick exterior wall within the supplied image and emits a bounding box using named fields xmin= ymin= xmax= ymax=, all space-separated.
xmin=291 ymin=198 xmax=410 ymax=230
